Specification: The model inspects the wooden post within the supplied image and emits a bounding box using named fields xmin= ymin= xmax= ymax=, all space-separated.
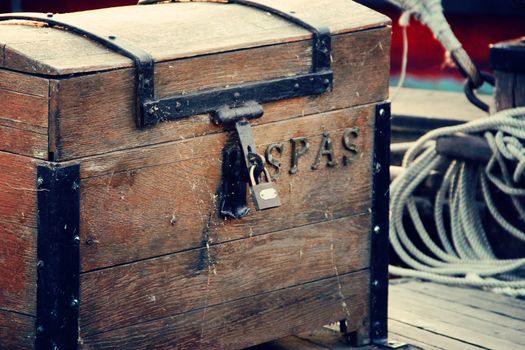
xmin=491 ymin=37 xmax=525 ymax=110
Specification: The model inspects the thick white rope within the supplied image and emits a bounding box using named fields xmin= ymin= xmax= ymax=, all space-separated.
xmin=389 ymin=108 xmax=525 ymax=296
xmin=391 ymin=11 xmax=410 ymax=101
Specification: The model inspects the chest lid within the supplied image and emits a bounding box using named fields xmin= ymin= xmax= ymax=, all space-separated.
xmin=0 ymin=1 xmax=388 ymax=128
xmin=0 ymin=0 xmax=388 ymax=76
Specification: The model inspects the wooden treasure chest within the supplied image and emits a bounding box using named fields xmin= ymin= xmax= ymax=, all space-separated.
xmin=0 ymin=1 xmax=391 ymax=349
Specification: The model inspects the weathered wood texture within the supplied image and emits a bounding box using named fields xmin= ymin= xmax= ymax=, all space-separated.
xmin=495 ymin=71 xmax=525 ymax=110
xmin=0 ymin=152 xmax=38 ymax=228
xmin=0 ymin=70 xmax=48 ymax=159
xmin=0 ymin=222 xmax=36 ymax=316
xmin=0 ymin=152 xmax=38 ymax=323
xmin=389 ymin=280 xmax=525 ymax=350
xmin=0 ymin=310 xmax=35 ymax=350
xmin=51 ymin=26 xmax=389 ymax=160
xmin=0 ymin=1 xmax=388 ymax=75
xmin=77 ymin=104 xmax=375 ymax=271
xmin=80 ymin=270 xmax=369 ymax=350
xmin=241 ymin=279 xmax=525 ymax=350
xmin=80 ymin=214 xmax=371 ymax=335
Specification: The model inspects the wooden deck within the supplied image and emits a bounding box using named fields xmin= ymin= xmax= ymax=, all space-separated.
xmin=248 ymin=279 xmax=525 ymax=350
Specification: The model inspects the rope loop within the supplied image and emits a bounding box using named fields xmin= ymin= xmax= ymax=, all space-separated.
xmin=390 ymin=107 xmax=525 ymax=296
xmin=464 ymin=71 xmax=495 ymax=113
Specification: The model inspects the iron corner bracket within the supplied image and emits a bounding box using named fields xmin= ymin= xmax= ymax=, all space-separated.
xmin=370 ymin=101 xmax=391 ymax=346
xmin=35 ymin=163 xmax=80 ymax=350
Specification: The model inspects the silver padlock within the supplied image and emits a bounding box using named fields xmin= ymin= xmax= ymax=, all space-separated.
xmin=249 ymin=166 xmax=281 ymax=210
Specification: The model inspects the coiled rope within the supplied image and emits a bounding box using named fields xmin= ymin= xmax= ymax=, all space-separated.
xmin=390 ymin=107 xmax=525 ymax=296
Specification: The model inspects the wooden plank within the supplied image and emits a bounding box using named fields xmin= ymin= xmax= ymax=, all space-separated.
xmin=401 ymin=281 xmax=525 ymax=319
xmin=390 ymin=286 xmax=525 ymax=332
xmin=515 ymin=73 xmax=525 ymax=106
xmin=0 ymin=69 xmax=48 ymax=97
xmin=0 ymin=121 xmax=47 ymax=159
xmin=0 ymin=310 xmax=35 ymax=350
xmin=52 ymin=27 xmax=390 ymax=160
xmin=389 ymin=291 xmax=525 ymax=349
xmin=0 ymin=152 xmax=38 ymax=228
xmin=0 ymin=69 xmax=49 ymax=158
xmin=394 ymin=293 xmax=525 ymax=345
xmin=80 ymin=270 xmax=369 ymax=350
xmin=80 ymin=214 xmax=370 ymax=335
xmin=495 ymin=71 xmax=515 ymax=111
xmin=77 ymin=104 xmax=375 ymax=271
xmin=388 ymin=320 xmax=444 ymax=350
xmin=0 ymin=88 xmax=48 ymax=128
xmin=0 ymin=221 xmax=36 ymax=316
xmin=155 ymin=40 xmax=311 ymax=98
xmin=0 ymin=153 xmax=38 ymax=317
xmin=0 ymin=1 xmax=389 ymax=75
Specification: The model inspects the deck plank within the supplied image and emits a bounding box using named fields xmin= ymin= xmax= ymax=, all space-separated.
xmin=254 ymin=279 xmax=525 ymax=349
xmin=401 ymin=281 xmax=525 ymax=314
xmin=388 ymin=319 xmax=484 ymax=350
xmin=389 ymin=286 xmax=525 ymax=331
xmin=400 ymin=280 xmax=525 ymax=321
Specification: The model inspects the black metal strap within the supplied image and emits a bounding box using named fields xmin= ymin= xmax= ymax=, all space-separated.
xmin=36 ymin=163 xmax=80 ymax=350
xmin=0 ymin=3 xmax=332 ymax=128
xmin=230 ymin=0 xmax=331 ymax=72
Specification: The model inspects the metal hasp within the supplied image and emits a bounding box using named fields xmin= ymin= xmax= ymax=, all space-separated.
xmin=0 ymin=0 xmax=333 ymax=128
xmin=36 ymin=164 xmax=80 ymax=350
xmin=369 ymin=102 xmax=391 ymax=347
xmin=215 ymin=101 xmax=281 ymax=216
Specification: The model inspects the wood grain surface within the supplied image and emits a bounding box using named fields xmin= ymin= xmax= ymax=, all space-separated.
xmin=0 ymin=70 xmax=48 ymax=158
xmin=0 ymin=221 xmax=36 ymax=316
xmin=0 ymin=152 xmax=39 ymax=321
xmin=0 ymin=310 xmax=35 ymax=350
xmin=0 ymin=152 xmax=38 ymax=228
xmin=495 ymin=71 xmax=525 ymax=110
xmin=389 ymin=280 xmax=525 ymax=350
xmin=0 ymin=1 xmax=389 ymax=75
xmin=77 ymin=104 xmax=375 ymax=271
xmin=80 ymin=214 xmax=371 ymax=335
xmin=80 ymin=270 xmax=369 ymax=350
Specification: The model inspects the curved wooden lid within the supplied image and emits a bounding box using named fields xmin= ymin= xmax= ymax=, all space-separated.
xmin=0 ymin=0 xmax=389 ymax=76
